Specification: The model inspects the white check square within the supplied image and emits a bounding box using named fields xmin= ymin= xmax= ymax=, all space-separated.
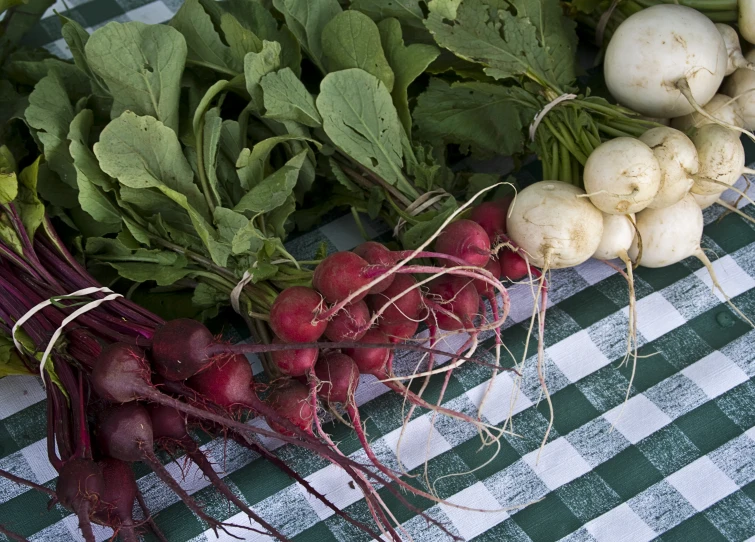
xmin=630 ymin=292 xmax=686 ymax=342
xmin=439 ymin=482 xmax=510 ymax=539
xmin=548 ymin=330 xmax=611 ymax=383
xmin=603 ymin=395 xmax=672 ymax=444
xmin=667 ymin=456 xmax=739 ymax=511
xmin=523 ymin=438 xmax=591 ymax=490
xmin=585 ymin=503 xmax=656 ymax=542
xmin=682 ymin=351 xmax=749 ymax=399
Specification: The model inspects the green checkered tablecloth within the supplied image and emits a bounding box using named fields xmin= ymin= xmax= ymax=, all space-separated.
xmin=3 ymin=3 xmax=755 ymax=541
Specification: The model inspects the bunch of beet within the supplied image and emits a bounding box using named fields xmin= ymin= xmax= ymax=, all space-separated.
xmin=0 ymin=193 xmax=521 ymax=541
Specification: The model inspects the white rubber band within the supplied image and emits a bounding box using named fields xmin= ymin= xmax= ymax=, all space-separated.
xmin=231 ymin=270 xmax=252 ymax=314
xmin=12 ymin=287 xmax=123 ymax=384
xmin=528 ymin=93 xmax=578 ymax=142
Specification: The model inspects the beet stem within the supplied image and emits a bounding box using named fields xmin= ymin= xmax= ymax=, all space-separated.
xmin=345 ymin=403 xmax=462 ymax=541
xmin=136 ymin=488 xmax=169 ymax=542
xmin=228 ymin=430 xmax=384 ymax=540
xmin=0 ymin=524 xmax=30 ymax=542
xmin=75 ymin=502 xmax=95 ymax=542
xmin=0 ymin=468 xmax=56 ymax=498
xmin=140 ymin=448 xmax=247 ymax=540
xmin=179 ymin=439 xmax=289 ymax=541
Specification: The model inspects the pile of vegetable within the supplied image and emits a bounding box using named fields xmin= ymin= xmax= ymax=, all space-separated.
xmin=1 ymin=0 xmax=755 ymax=539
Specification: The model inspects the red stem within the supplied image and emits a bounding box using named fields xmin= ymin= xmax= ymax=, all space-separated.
xmin=0 ymin=524 xmax=30 ymax=542
xmin=175 ymin=437 xmax=288 ymax=541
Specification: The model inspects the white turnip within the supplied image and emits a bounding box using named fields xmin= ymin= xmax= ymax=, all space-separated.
xmin=639 ymin=127 xmax=697 ymax=209
xmin=507 ymin=181 xmax=604 ymax=268
xmin=690 ymin=124 xmax=746 ymax=196
xmin=717 ymin=24 xmax=754 ymax=75
xmin=604 ymin=5 xmax=727 ymax=118
xmin=583 ymin=138 xmax=661 ymax=214
xmin=723 ymin=49 xmax=755 ymax=130
xmin=671 ymin=94 xmax=744 ymax=132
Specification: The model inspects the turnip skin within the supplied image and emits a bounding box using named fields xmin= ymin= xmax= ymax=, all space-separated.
xmin=629 ymin=194 xmax=703 ymax=268
xmin=690 ymin=124 xmax=745 ymax=196
xmin=269 ymin=286 xmax=328 ymax=343
xmin=434 ymin=219 xmax=491 ymax=267
xmin=723 ymin=50 xmax=755 ymax=130
xmin=583 ymin=138 xmax=661 ymax=215
xmin=507 ymin=181 xmax=604 ymax=269
xmin=593 ymin=213 xmax=636 ymax=261
xmin=352 ymin=242 xmax=396 ymax=294
xmin=739 ymin=0 xmax=755 ymax=46
xmin=639 ymin=127 xmax=697 ymax=209
xmin=604 ymin=5 xmax=727 ymax=118
xmin=671 ymin=94 xmax=745 ymax=132
xmin=692 ymin=191 xmax=721 ymax=209
xmin=717 ymin=24 xmax=754 ymax=76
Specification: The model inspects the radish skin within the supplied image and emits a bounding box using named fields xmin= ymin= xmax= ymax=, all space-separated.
xmin=639 ymin=127 xmax=697 ymax=209
xmin=583 ymin=138 xmax=661 ymax=214
xmin=603 ymin=5 xmax=727 ymax=118
xmin=671 ymin=94 xmax=745 ymax=132
xmin=507 ymin=181 xmax=604 ymax=268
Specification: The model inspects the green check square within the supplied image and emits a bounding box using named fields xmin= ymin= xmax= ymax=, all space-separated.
xmin=294 ymin=522 xmax=339 ymax=542
xmin=146 ymin=501 xmax=205 ymax=542
xmin=688 ymin=302 xmax=753 ymax=351
xmin=674 ymin=402 xmax=742 ymax=455
xmin=704 ymin=491 xmax=755 ymax=541
xmin=540 ymin=306 xmax=582 ymax=348
xmin=636 ymin=425 xmax=701 ymax=476
xmin=594 ymin=446 xmax=664 ymax=501
xmin=471 ymin=518 xmax=532 ymax=541
xmin=0 ymin=422 xmax=17 ymax=457
xmin=635 ymin=262 xmax=691 ymax=291
xmin=454 ymin=434 xmax=520 ymax=481
xmin=425 ymin=449 xmax=479 ymax=499
xmin=650 ymin=325 xmax=713 ymax=371
xmin=511 ymin=493 xmax=583 ymax=542
xmin=616 ymin=347 xmax=676 ymax=393
xmin=575 ymin=366 xmax=631 ymax=412
xmin=557 ymin=286 xmax=619 ymax=328
xmin=536 ymin=385 xmax=600 ymax=435
xmin=702 ymin=211 xmax=755 ymax=254
xmin=0 ymin=487 xmax=67 ymax=537
xmin=556 ymin=471 xmax=622 ymax=522
xmin=716 ymin=381 xmax=755 ymax=431
xmin=659 ymin=513 xmax=727 ymax=542
xmin=74 ymin=0 xmax=126 ymax=27
xmin=228 ymin=455 xmax=296 ymax=505
xmin=596 ymin=272 xmax=654 ymax=306
xmin=1 ymin=401 xmax=46 ymax=451
xmin=504 ymin=408 xmax=560 ymax=456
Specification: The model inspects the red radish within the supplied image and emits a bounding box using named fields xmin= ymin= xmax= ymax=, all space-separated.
xmin=314 ymin=352 xmax=360 ymax=403
xmin=187 ymin=353 xmax=253 ymax=409
xmin=56 ymin=459 xmax=104 ymax=542
xmin=470 ymin=197 xmax=512 ymax=242
xmin=367 ymin=274 xmax=426 ymax=324
xmin=270 ymin=286 xmax=327 ymax=343
xmin=426 ymin=276 xmax=479 ymax=331
xmin=147 ymin=405 xmax=287 ymax=541
xmin=378 ymin=319 xmax=419 ymax=341
xmin=151 ymin=318 xmax=215 ymax=380
xmin=344 ymin=328 xmax=391 ymax=377
xmin=434 ymin=219 xmax=491 ymax=267
xmin=94 ymin=459 xmax=138 ymax=542
xmin=324 ymin=300 xmax=370 ymax=342
xmin=352 ymin=242 xmax=397 ymax=293
xmin=266 ymin=380 xmax=315 ymax=435
xmin=271 ymin=337 xmax=318 ymax=376
xmin=474 ymin=258 xmax=502 ymax=297
xmin=313 ymin=252 xmax=373 ymax=303
xmin=499 ymin=249 xmax=530 ymax=281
